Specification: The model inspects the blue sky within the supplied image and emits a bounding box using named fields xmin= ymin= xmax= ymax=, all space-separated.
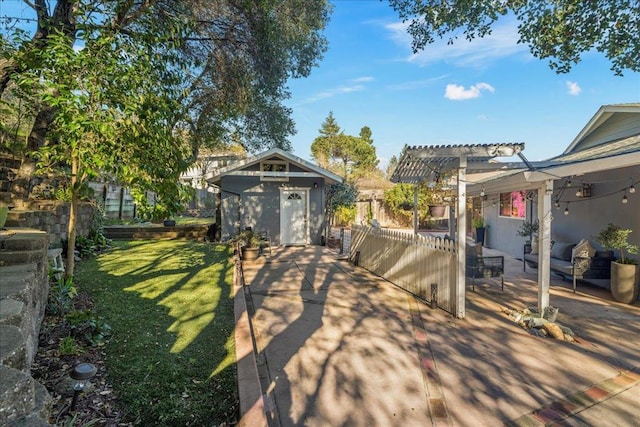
xmin=285 ymin=0 xmax=640 ymax=167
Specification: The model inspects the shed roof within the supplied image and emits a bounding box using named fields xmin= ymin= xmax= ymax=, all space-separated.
xmin=205 ymin=147 xmax=343 ymax=185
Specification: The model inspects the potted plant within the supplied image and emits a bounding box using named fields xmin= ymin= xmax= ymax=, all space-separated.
xmin=597 ymin=223 xmax=639 ymax=304
xmin=236 ymin=229 xmax=262 ymax=261
xmin=472 ymin=217 xmax=486 ymax=245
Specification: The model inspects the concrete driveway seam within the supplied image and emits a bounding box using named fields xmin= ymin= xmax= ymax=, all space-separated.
xmin=408 ymin=297 xmax=454 ymax=426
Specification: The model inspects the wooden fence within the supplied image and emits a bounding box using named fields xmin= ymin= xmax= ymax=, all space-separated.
xmin=349 ymin=225 xmax=457 ymax=315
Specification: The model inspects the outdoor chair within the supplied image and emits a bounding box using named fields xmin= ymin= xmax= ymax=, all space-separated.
xmin=258 ymin=230 xmax=272 ymax=256
xmin=466 ymin=254 xmax=505 ymax=292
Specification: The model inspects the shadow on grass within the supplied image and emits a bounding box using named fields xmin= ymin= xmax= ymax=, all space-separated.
xmin=74 ymin=239 xmax=237 ymax=425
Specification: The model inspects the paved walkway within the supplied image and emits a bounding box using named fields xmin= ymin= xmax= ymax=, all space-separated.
xmin=234 ymin=246 xmax=640 ymax=426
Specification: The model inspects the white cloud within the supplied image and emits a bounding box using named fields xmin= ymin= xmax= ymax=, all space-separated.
xmin=385 ymin=18 xmax=528 ymax=68
xmin=566 ymin=80 xmax=582 ymax=95
xmin=477 ymin=114 xmax=489 ymax=121
xmin=351 ymin=76 xmax=375 ymax=83
xmin=444 ymin=82 xmax=495 ymax=100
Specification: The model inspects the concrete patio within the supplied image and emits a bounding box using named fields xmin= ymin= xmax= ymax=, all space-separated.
xmin=234 ymin=245 xmax=639 ymax=426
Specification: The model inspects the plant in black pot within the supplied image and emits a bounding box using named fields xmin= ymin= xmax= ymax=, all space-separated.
xmin=597 ymin=223 xmax=639 ymax=304
xmin=472 ymin=216 xmax=486 ymax=245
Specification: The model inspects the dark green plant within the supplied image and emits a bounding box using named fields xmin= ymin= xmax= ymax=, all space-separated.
xmin=235 ymin=230 xmax=262 ymax=248
xmin=58 ymin=335 xmax=82 ymax=356
xmin=66 ymin=309 xmax=112 ymax=346
xmin=517 ymin=220 xmax=539 ymax=239
xmin=597 ymin=223 xmax=639 ymax=264
xmin=47 ymin=275 xmax=77 ymax=315
xmin=472 ymin=217 xmax=485 ymax=229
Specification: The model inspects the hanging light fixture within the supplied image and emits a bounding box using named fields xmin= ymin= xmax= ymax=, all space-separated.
xmin=554 ymin=199 xmax=560 ymax=209
xmin=629 ymin=183 xmax=636 ymax=194
xmin=480 ymin=185 xmax=486 ymax=197
xmin=622 ymin=193 xmax=628 ymax=204
xmin=564 ymin=203 xmax=569 ymax=215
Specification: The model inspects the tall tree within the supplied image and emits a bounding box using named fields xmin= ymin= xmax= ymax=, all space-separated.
xmin=387 ymin=0 xmax=639 ymax=75
xmin=318 ymin=111 xmax=341 ymax=137
xmin=1 ymin=0 xmax=330 ymax=276
xmin=310 ymin=113 xmax=378 ymax=180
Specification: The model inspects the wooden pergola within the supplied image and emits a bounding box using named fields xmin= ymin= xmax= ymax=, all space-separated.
xmin=391 ymin=143 xmax=525 ymax=318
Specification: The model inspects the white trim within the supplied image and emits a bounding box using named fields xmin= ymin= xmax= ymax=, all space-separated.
xmin=279 ymin=188 xmax=309 ymax=245
xmin=206 ymin=147 xmax=343 ymax=184
xmin=564 ymin=104 xmax=640 ymax=154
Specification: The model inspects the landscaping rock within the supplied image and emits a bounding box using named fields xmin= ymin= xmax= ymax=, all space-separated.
xmin=542 ymin=323 xmax=565 ymax=340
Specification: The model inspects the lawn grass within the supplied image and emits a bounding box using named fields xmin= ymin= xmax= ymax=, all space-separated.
xmin=74 ymin=240 xmax=237 ymax=425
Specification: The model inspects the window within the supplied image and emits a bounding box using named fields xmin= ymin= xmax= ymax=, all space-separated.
xmin=261 ymin=161 xmax=287 ymax=172
xmin=260 ymin=160 xmax=289 ymax=181
xmin=287 ymin=193 xmax=302 ymax=200
xmin=499 ymin=191 xmax=526 ymax=218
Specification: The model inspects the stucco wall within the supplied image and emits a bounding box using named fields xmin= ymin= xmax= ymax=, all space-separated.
xmin=484 ymin=165 xmax=640 ymax=259
xmin=219 ymin=176 xmax=325 ymax=245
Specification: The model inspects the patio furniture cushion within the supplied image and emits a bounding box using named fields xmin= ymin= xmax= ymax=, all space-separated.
xmin=550 ymin=242 xmax=575 ymax=261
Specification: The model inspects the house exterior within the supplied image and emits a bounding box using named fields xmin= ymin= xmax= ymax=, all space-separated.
xmin=470 ymin=104 xmax=640 ymax=258
xmin=205 ymin=148 xmax=342 ymax=245
xmin=179 ymin=152 xmax=242 ymax=215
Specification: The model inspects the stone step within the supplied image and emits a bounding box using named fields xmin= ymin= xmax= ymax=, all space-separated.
xmin=0 ymin=250 xmax=47 ymax=268
xmin=0 ymin=365 xmax=52 ymax=426
xmin=0 ymin=234 xmax=48 ymax=252
xmin=0 ymin=264 xmax=38 ymax=277
xmin=0 ymin=277 xmax=29 ymax=302
xmin=0 ymin=325 xmax=26 ymax=371
xmin=0 ymin=299 xmax=26 ymax=327
xmin=0 ymin=277 xmax=35 ymax=300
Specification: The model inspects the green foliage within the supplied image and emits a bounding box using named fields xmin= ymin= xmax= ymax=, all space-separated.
xmin=383 ymin=183 xmax=450 ymax=224
xmin=311 ymin=113 xmax=378 ymax=180
xmin=234 ymin=230 xmax=262 ymax=248
xmin=597 ymin=223 xmax=639 ymax=264
xmin=2 ymin=0 xmax=330 ymax=275
xmin=47 ymin=275 xmax=77 ymax=316
xmin=387 ymin=0 xmax=639 ymax=76
xmin=334 ymin=205 xmax=356 ymax=226
xmin=472 ymin=217 xmax=485 ymax=229
xmin=131 ymin=184 xmax=193 ymax=222
xmin=66 ymin=309 xmax=112 ymax=346
xmin=58 ymin=335 xmax=82 ymax=356
xmin=517 ymin=220 xmax=540 ymax=238
xmin=73 ymin=240 xmax=238 ymax=425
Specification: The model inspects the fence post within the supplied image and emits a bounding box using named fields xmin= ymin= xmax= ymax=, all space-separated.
xmin=430 ymin=283 xmax=438 ymax=309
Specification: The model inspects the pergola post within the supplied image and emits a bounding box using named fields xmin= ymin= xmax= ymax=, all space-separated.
xmin=455 ymin=156 xmax=467 ymax=319
xmin=537 ymin=179 xmax=553 ymax=314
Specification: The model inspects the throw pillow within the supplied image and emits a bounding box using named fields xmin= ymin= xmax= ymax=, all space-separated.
xmin=571 ymin=239 xmax=596 ymax=263
xmin=551 ymin=242 xmax=575 ymax=261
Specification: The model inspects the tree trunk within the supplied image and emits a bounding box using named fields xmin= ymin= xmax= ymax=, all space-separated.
xmin=66 ymin=154 xmax=79 ymax=279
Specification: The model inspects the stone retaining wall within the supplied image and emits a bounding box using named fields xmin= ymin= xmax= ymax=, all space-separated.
xmin=0 ymin=229 xmax=52 ymax=425
xmin=5 ymin=202 xmax=94 ymax=247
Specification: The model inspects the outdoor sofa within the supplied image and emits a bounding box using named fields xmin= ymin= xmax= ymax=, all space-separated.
xmin=523 ymin=239 xmax=613 ymax=292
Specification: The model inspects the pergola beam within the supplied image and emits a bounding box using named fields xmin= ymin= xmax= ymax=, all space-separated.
xmin=405 ymin=143 xmax=524 ymax=159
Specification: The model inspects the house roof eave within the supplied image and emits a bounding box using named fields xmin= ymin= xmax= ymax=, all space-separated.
xmin=205 ymin=147 xmax=343 ymax=185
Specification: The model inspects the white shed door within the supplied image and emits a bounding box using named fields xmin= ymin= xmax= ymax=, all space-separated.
xmin=280 ymin=190 xmax=307 ymax=245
